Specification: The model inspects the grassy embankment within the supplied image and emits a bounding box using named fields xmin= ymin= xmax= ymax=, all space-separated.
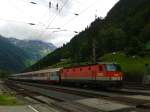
xmin=0 ymin=82 xmax=23 ymax=106
xmin=101 ymin=52 xmax=150 ymax=82
xmin=101 ymin=52 xmax=150 ymax=75
xmin=0 ymin=94 xmax=22 ymax=105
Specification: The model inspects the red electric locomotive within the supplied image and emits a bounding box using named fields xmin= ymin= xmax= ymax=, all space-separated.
xmin=61 ymin=63 xmax=123 ymax=87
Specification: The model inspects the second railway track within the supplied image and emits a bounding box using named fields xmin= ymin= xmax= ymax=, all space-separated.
xmin=5 ymin=80 xmax=150 ymax=112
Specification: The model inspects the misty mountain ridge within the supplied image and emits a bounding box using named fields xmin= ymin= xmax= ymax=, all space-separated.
xmin=9 ymin=38 xmax=56 ymax=50
xmin=8 ymin=38 xmax=57 ymax=61
xmin=0 ymin=35 xmax=30 ymax=72
xmin=0 ymin=35 xmax=56 ymax=72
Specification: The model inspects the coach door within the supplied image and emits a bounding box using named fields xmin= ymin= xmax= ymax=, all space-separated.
xmin=51 ymin=72 xmax=59 ymax=81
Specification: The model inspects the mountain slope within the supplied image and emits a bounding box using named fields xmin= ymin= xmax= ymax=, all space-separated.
xmin=0 ymin=36 xmax=30 ymax=72
xmin=8 ymin=38 xmax=56 ymax=62
xmin=26 ymin=0 xmax=150 ymax=71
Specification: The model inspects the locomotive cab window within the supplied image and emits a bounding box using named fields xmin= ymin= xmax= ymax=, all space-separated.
xmin=106 ymin=64 xmax=121 ymax=71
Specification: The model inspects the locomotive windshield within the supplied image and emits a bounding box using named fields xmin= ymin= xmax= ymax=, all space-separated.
xmin=106 ymin=64 xmax=121 ymax=71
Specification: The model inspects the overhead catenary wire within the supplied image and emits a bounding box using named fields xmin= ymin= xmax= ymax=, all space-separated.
xmin=10 ymin=0 xmax=51 ymax=28
xmin=8 ymin=0 xmax=57 ymax=40
xmin=2 ymin=0 xmax=70 ymax=34
xmin=44 ymin=0 xmax=99 ymax=34
xmin=58 ymin=0 xmax=99 ymax=29
xmin=0 ymin=18 xmax=32 ymax=25
xmin=10 ymin=0 xmax=97 ymax=30
xmin=5 ymin=0 xmax=43 ymax=31
xmin=39 ymin=0 xmax=70 ymax=38
xmin=46 ymin=0 xmax=70 ymax=29
xmin=2 ymin=0 xmax=100 ymax=40
xmin=72 ymin=0 xmax=83 ymax=5
xmin=28 ymin=1 xmax=53 ymax=27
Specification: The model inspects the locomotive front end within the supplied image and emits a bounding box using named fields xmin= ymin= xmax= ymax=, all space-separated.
xmin=104 ymin=63 xmax=123 ymax=87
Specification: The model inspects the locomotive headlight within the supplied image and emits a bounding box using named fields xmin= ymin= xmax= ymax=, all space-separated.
xmin=114 ymin=74 xmax=118 ymax=77
xmin=120 ymin=76 xmax=123 ymax=80
xmin=97 ymin=73 xmax=103 ymax=76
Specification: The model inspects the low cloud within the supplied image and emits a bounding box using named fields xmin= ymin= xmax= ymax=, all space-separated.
xmin=0 ymin=0 xmax=119 ymax=47
xmin=0 ymin=22 xmax=74 ymax=46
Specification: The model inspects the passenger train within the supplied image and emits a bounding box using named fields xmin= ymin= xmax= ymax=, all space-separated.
xmin=10 ymin=63 xmax=123 ymax=87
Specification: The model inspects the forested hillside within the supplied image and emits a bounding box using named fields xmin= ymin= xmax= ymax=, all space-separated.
xmin=0 ymin=35 xmax=30 ymax=72
xmin=26 ymin=0 xmax=150 ymax=71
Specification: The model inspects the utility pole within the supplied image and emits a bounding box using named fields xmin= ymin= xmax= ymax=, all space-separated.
xmin=143 ymin=63 xmax=149 ymax=84
xmin=92 ymin=36 xmax=96 ymax=64
xmin=92 ymin=14 xmax=97 ymax=64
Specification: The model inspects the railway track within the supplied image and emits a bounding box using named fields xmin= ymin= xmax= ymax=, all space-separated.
xmin=5 ymin=80 xmax=101 ymax=112
xmin=123 ymin=84 xmax=150 ymax=90
xmin=9 ymin=80 xmax=150 ymax=96
xmin=5 ymin=80 xmax=150 ymax=112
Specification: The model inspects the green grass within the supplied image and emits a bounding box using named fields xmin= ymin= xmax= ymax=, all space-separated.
xmin=100 ymin=52 xmax=150 ymax=75
xmin=0 ymin=94 xmax=22 ymax=105
xmin=52 ymin=59 xmax=93 ymax=68
xmin=52 ymin=60 xmax=73 ymax=68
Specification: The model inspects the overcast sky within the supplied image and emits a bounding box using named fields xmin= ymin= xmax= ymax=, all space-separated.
xmin=0 ymin=0 xmax=119 ymax=47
